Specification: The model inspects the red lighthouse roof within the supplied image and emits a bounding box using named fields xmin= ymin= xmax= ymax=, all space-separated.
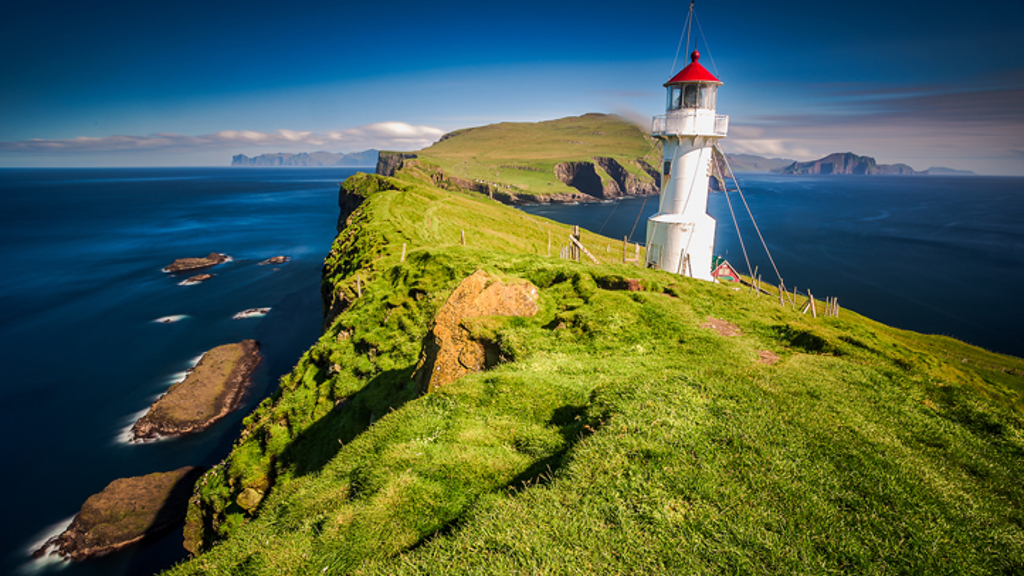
xmin=665 ymin=50 xmax=721 ymax=85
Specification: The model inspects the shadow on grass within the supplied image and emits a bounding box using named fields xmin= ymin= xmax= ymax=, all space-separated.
xmin=275 ymin=366 xmax=419 ymax=478
xmin=405 ymin=400 xmax=603 ymax=554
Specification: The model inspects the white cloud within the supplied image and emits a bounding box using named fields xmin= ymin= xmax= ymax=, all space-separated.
xmin=720 ymin=125 xmax=817 ymax=160
xmin=0 ymin=122 xmax=446 ymax=155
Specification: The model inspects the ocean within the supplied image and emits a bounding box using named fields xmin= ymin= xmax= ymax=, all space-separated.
xmin=0 ymin=168 xmax=1021 ymax=575
xmin=0 ymin=167 xmax=362 ymax=576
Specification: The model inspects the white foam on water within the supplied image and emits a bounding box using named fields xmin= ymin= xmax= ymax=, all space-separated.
xmin=19 ymin=516 xmax=75 ymax=573
xmin=114 ymin=407 xmax=151 ymax=445
xmin=120 ymin=351 xmax=207 ymax=444
xmin=152 ymin=314 xmax=189 ymax=323
xmin=165 ymin=372 xmax=188 ymax=385
xmin=233 ymin=307 xmax=271 ymax=319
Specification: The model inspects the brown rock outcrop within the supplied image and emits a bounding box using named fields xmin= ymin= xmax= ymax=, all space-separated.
xmin=131 ymin=340 xmax=261 ymax=440
xmin=181 ymin=273 xmax=213 ymax=285
xmin=35 ymin=467 xmax=204 ymax=561
xmin=415 ymin=271 xmax=540 ymax=394
xmin=163 ymin=253 xmax=229 ymax=273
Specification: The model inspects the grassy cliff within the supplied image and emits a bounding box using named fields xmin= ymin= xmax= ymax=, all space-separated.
xmin=169 ymin=168 xmax=1024 ymax=575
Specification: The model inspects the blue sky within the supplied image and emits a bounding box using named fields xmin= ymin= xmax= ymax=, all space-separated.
xmin=1 ymin=0 xmax=1022 ymax=174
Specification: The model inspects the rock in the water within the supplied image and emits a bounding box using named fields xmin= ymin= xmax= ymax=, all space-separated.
xmin=414 ymin=270 xmax=539 ymax=394
xmin=233 ymin=307 xmax=270 ymax=319
xmin=34 ymin=467 xmax=204 ymax=561
xmin=163 ymin=253 xmax=230 ymax=273
xmin=180 ymin=273 xmax=213 ymax=285
xmin=258 ymin=255 xmax=290 ymax=266
xmin=153 ymin=315 xmax=188 ymax=324
xmin=131 ymin=341 xmax=261 ymax=440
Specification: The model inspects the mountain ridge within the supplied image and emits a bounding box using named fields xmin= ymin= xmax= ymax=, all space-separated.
xmin=231 ymin=149 xmax=379 ymax=167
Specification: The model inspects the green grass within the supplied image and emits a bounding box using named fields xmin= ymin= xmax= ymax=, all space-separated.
xmin=170 ymin=172 xmax=1024 ymax=575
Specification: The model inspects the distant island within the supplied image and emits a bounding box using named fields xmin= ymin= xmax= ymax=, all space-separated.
xmin=726 ymin=151 xmax=974 ymax=176
xmin=722 ymin=153 xmax=795 ymax=172
xmin=231 ymin=149 xmax=379 ymax=167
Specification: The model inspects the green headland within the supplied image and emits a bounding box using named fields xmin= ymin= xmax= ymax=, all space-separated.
xmin=168 ymin=115 xmax=1023 ymax=575
xmin=377 ymin=113 xmax=662 ymax=203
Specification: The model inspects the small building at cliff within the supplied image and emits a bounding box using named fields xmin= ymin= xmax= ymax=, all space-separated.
xmin=712 ymin=257 xmax=740 ymax=283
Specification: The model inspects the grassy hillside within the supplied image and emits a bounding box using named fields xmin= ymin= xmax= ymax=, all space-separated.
xmin=383 ymin=113 xmax=662 ymax=200
xmin=169 ymin=171 xmax=1024 ymax=575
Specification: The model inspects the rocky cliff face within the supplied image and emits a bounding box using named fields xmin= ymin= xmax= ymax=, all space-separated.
xmin=554 ymin=157 xmax=659 ymax=200
xmin=779 ymin=152 xmax=921 ymax=175
xmin=376 ymin=152 xmax=418 ymax=177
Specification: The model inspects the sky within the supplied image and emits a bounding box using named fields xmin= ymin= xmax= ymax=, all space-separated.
xmin=1 ymin=0 xmax=1022 ymax=174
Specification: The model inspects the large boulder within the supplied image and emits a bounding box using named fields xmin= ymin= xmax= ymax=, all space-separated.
xmin=415 ymin=270 xmax=540 ymax=394
xmin=35 ymin=467 xmax=204 ymax=561
xmin=131 ymin=340 xmax=261 ymax=440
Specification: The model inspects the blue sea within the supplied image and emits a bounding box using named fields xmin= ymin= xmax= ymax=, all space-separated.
xmin=0 ymin=169 xmax=1022 ymax=576
xmin=0 ymin=167 xmax=364 ymax=576
xmin=521 ymin=173 xmax=1024 ymax=359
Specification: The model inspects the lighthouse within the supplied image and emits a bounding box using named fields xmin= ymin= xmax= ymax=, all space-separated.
xmin=645 ymin=48 xmax=728 ymax=280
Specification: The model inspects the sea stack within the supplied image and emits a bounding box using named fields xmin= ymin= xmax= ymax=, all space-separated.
xmin=131 ymin=340 xmax=261 ymax=440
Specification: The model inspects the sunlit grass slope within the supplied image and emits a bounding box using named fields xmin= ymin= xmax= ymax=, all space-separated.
xmin=395 ymin=113 xmax=662 ymax=195
xmin=170 ymin=173 xmax=1024 ymax=575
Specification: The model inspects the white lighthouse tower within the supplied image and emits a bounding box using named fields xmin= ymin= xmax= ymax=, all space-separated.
xmin=645 ymin=48 xmax=728 ymax=280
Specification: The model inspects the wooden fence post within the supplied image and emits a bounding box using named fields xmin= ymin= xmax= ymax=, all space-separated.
xmin=461 ymin=230 xmax=465 ymax=246
xmin=569 ymin=234 xmax=599 ymax=264
xmin=356 ymin=275 xmax=362 ymax=298
xmin=808 ymin=290 xmax=817 ymax=318
xmin=400 ymin=243 xmax=406 ymax=262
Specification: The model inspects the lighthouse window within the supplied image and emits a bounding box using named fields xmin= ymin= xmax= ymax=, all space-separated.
xmin=683 ymin=84 xmax=699 ymax=108
xmin=700 ymin=84 xmax=717 ymax=109
xmin=668 ymin=87 xmax=682 ymax=110
xmin=664 ymin=160 xmax=672 ymax=176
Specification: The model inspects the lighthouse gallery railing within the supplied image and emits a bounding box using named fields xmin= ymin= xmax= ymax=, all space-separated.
xmin=651 ymin=113 xmax=729 ymax=137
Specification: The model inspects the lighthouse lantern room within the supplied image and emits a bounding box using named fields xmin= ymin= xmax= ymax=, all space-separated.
xmin=646 ymin=46 xmax=728 ymax=280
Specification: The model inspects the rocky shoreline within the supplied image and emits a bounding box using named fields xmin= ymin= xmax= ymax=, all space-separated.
xmin=131 ymin=340 xmax=261 ymax=441
xmin=35 ymin=467 xmax=204 ymax=561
